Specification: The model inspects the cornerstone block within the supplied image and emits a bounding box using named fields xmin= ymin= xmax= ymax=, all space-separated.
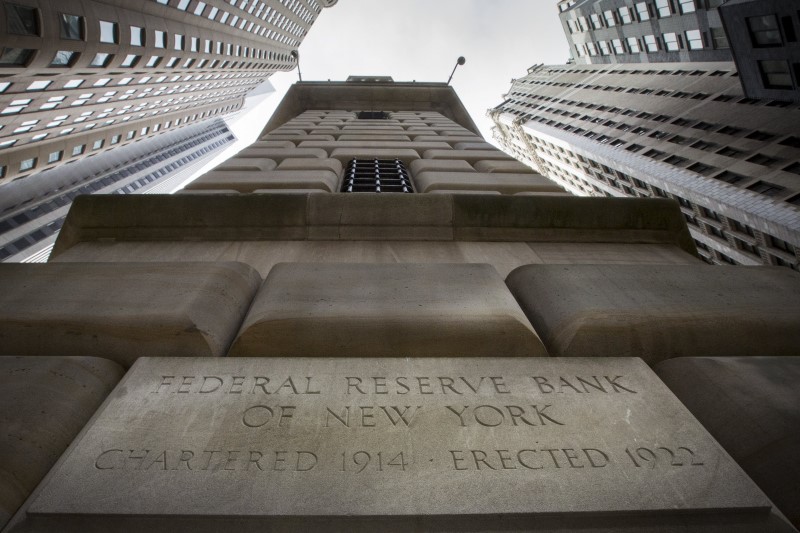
xmin=11 ymin=358 xmax=790 ymax=532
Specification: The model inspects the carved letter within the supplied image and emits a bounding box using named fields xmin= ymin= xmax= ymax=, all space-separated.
xmin=153 ymin=376 xmax=174 ymax=394
xmin=532 ymin=404 xmax=565 ymax=426
xmin=517 ymin=450 xmax=543 ymax=470
xmin=360 ymin=406 xmax=375 ymax=427
xmin=242 ymin=405 xmax=274 ymax=428
xmin=471 ymin=450 xmax=497 ymax=470
xmin=583 ymin=448 xmax=610 ymax=468
xmin=304 ymin=377 xmax=321 ymax=394
xmin=577 ymin=376 xmax=606 ymax=393
xmin=373 ymin=377 xmax=388 ymax=394
xmin=380 ymin=406 xmax=420 ymax=427
xmin=604 ymin=376 xmax=637 ymax=394
xmin=325 ymin=406 xmax=350 ymax=427
xmin=445 ymin=405 xmax=469 ymax=427
xmin=177 ymin=376 xmax=194 ymax=393
xmin=199 ymin=376 xmax=223 ymax=393
xmin=95 ymin=449 xmax=123 ymax=470
xmin=277 ymin=377 xmax=299 ymax=394
xmin=460 ymin=377 xmax=485 ymax=393
xmin=346 ymin=377 xmax=365 ymax=394
xmin=531 ymin=376 xmax=553 ymax=393
xmin=250 ymin=377 xmax=270 ymax=394
xmin=229 ymin=376 xmax=246 ymax=394
xmin=473 ymin=405 xmax=505 ymax=427
xmin=490 ymin=377 xmax=510 ymax=394
xmin=505 ymin=405 xmax=537 ymax=426
xmin=438 ymin=377 xmax=461 ymax=394
xmin=296 ymin=451 xmax=318 ymax=471
xmin=562 ymin=448 xmax=584 ymax=468
xmin=450 ymin=450 xmax=467 ymax=470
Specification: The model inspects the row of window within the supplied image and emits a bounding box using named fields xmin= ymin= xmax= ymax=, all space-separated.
xmin=565 ymin=0 xmax=720 ymax=34
xmin=575 ymin=29 xmax=722 ymax=57
xmin=522 ymin=134 xmax=797 ymax=269
xmin=5 ymin=0 xmax=308 ymax=48
xmin=0 ymin=129 xmax=234 ymax=260
xmin=1 ymin=106 xmax=235 ymax=178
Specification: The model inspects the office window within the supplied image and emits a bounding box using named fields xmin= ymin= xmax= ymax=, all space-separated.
xmin=155 ymin=30 xmax=166 ymax=48
xmin=48 ymin=150 xmax=63 ymax=163
xmin=686 ymin=29 xmax=703 ymax=49
xmin=603 ymin=10 xmax=616 ymax=26
xmin=194 ymin=1 xmax=206 ymax=15
xmin=90 ymin=52 xmax=112 ymax=67
xmin=0 ymin=47 xmax=32 ymax=66
xmin=598 ymin=40 xmax=611 ymax=55
xmin=99 ymin=20 xmax=118 ymax=43
xmin=19 ymin=157 xmax=36 ymax=171
xmin=146 ymin=55 xmax=162 ymax=67
xmin=341 ymin=159 xmax=413 ymax=193
xmin=747 ymin=16 xmax=782 ymax=47
xmin=759 ymin=60 xmax=793 ymax=89
xmin=612 ymin=38 xmax=626 ymax=54
xmin=110 ymin=135 xmax=121 ymax=145
xmin=627 ymin=37 xmax=642 ymax=53
xmin=121 ymin=54 xmax=140 ymax=67
xmin=175 ymin=34 xmax=184 ymax=50
xmin=92 ymin=139 xmax=104 ymax=150
xmin=59 ymin=13 xmax=83 ymax=40
xmin=679 ymin=0 xmax=696 ymax=13
xmin=635 ymin=2 xmax=650 ymax=22
xmin=618 ymin=7 xmax=633 ymax=24
xmin=586 ymin=42 xmax=598 ymax=56
xmin=26 ymin=80 xmax=50 ymax=91
xmin=51 ymin=51 xmax=78 ymax=67
xmin=5 ymin=3 xmax=38 ymax=35
xmin=655 ymin=0 xmax=671 ymax=17
xmin=190 ymin=36 xmax=199 ymax=52
xmin=747 ymin=180 xmax=785 ymax=196
xmin=590 ymin=13 xmax=603 ymax=29
xmin=177 ymin=0 xmax=190 ymax=10
xmin=644 ymin=35 xmax=659 ymax=52
xmin=131 ymin=26 xmax=144 ymax=46
xmin=663 ymin=32 xmax=680 ymax=51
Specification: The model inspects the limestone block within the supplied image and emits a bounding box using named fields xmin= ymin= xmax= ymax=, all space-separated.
xmin=249 ymin=141 xmax=295 ymax=149
xmin=654 ymin=357 xmax=800 ymax=527
xmin=298 ymin=141 xmax=450 ymax=153
xmin=337 ymin=134 xmax=411 ymax=141
xmin=409 ymin=159 xmax=475 ymax=175
xmin=0 ymin=262 xmax=262 ymax=367
xmin=505 ymin=264 xmax=800 ymax=364
xmin=453 ymin=142 xmax=495 ymax=151
xmin=215 ymin=158 xmax=277 ymax=172
xmin=229 ymin=263 xmax=547 ymax=358
xmin=408 ymin=135 xmax=484 ymax=143
xmin=235 ymin=148 xmax=327 ymax=164
xmin=262 ymin=135 xmax=335 ymax=142
xmin=428 ymin=190 xmax=502 ymax=195
xmin=329 ymin=148 xmax=420 ymax=165
xmin=185 ymin=170 xmax=339 ymax=193
xmin=415 ymin=172 xmax=566 ymax=195
xmin=253 ymin=189 xmax=328 ymax=194
xmin=176 ymin=189 xmax=240 ymax=195
xmin=9 ymin=357 xmax=792 ymax=532
xmin=276 ymin=157 xmax=343 ymax=175
xmin=474 ymin=160 xmax=535 ymax=174
xmin=0 ymin=355 xmax=124 ymax=529
xmin=305 ymin=194 xmax=453 ymax=240
xmin=423 ymin=149 xmax=515 ymax=164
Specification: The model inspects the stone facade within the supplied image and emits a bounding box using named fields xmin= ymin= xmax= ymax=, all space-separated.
xmin=0 ymin=79 xmax=798 ymax=532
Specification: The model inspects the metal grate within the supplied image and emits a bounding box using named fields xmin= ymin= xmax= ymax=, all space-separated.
xmin=341 ymin=158 xmax=414 ymax=193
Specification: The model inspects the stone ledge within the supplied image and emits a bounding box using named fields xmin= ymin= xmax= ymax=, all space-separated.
xmin=505 ymin=264 xmax=800 ymax=364
xmin=0 ymin=262 xmax=262 ymax=367
xmin=228 ymin=263 xmax=547 ymax=357
xmin=0 ymin=356 xmax=124 ymax=530
xmin=654 ymin=356 xmax=800 ymax=528
xmin=51 ymin=195 xmax=698 ymax=258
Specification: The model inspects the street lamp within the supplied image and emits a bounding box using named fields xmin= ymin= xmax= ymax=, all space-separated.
xmin=290 ymin=50 xmax=302 ymax=82
xmin=446 ymin=56 xmax=466 ymax=85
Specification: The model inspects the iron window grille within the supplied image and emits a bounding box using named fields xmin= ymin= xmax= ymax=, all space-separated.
xmin=341 ymin=159 xmax=413 ymax=193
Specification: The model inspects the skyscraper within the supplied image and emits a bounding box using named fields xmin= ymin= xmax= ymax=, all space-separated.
xmin=0 ymin=77 xmax=798 ymax=532
xmin=0 ymin=0 xmax=336 ymax=184
xmin=558 ymin=0 xmax=731 ymax=64
xmin=491 ymin=1 xmax=800 ymax=269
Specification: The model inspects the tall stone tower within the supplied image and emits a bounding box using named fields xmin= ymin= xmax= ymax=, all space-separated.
xmin=0 ymin=78 xmax=798 ymax=532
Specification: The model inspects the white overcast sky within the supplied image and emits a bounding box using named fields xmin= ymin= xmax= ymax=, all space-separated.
xmin=233 ymin=0 xmax=570 ymax=145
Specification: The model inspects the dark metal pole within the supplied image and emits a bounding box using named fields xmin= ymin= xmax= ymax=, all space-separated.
xmin=291 ymin=50 xmax=302 ymax=81
xmin=447 ymin=56 xmax=466 ymax=85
